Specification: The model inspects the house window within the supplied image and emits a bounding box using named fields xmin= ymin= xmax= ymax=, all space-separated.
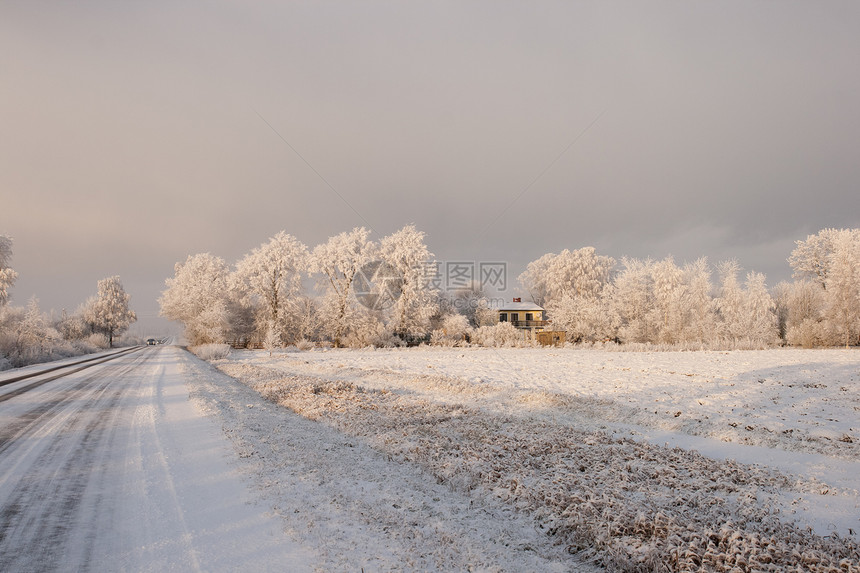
xmin=499 ymin=313 xmax=507 ymax=322
xmin=511 ymin=313 xmax=519 ymax=322
xmin=525 ymin=313 xmax=533 ymax=321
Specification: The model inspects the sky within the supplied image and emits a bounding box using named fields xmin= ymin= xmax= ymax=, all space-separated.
xmin=2 ymin=1 xmax=859 ymax=335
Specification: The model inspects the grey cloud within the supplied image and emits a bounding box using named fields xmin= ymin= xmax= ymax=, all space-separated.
xmin=2 ymin=1 xmax=858 ymax=332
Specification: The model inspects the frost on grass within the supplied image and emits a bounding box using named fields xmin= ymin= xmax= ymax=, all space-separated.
xmin=242 ymin=347 xmax=860 ymax=460
xmin=189 ymin=343 xmax=232 ymax=361
xmin=185 ymin=358 xmax=582 ymax=572
xmin=218 ymin=361 xmax=860 ymax=572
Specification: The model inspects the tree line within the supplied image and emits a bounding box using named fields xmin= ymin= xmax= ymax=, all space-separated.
xmin=522 ymin=228 xmax=860 ymax=348
xmin=1 ymin=227 xmax=855 ymax=368
xmin=159 ymin=226 xmax=859 ymax=350
xmin=159 ymin=226 xmax=440 ymax=348
xmin=0 ymin=235 xmax=136 ymax=368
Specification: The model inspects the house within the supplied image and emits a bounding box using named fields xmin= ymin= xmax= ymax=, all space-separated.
xmin=494 ymin=298 xmax=548 ymax=331
xmin=493 ymin=298 xmax=566 ymax=346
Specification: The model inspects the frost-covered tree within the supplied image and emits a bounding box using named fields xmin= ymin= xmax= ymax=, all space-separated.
xmin=232 ymin=231 xmax=309 ymax=346
xmin=0 ymin=305 xmax=23 ymax=369
xmin=519 ymin=247 xmax=614 ymax=307
xmin=561 ymin=247 xmax=615 ymax=300
xmin=607 ymin=256 xmax=720 ymax=346
xmin=288 ymin=295 xmax=320 ymax=344
xmin=650 ymin=257 xmax=686 ymax=343
xmin=378 ymin=225 xmax=438 ymax=338
xmin=789 ymin=228 xmax=842 ymax=288
xmin=741 ymin=271 xmax=777 ymax=346
xmin=263 ymin=319 xmax=280 ymax=356
xmin=548 ymin=293 xmax=618 ymax=343
xmin=524 ymin=247 xmax=616 ymax=342
xmin=20 ymin=297 xmax=49 ymax=358
xmin=159 ymin=253 xmax=234 ymax=345
xmin=430 ymin=313 xmax=470 ymax=346
xmin=57 ymin=307 xmax=91 ymax=341
xmin=788 ymin=228 xmax=860 ymax=347
xmin=823 ymin=229 xmax=860 ymax=347
xmin=87 ymin=276 xmax=137 ymax=347
xmin=310 ymin=227 xmax=375 ymax=347
xmin=441 ymin=313 xmax=470 ymax=339
xmin=443 ymin=281 xmax=490 ymax=327
xmin=518 ymin=252 xmax=554 ymax=307
xmin=0 ymin=234 xmax=18 ymax=307
xmin=608 ymin=256 xmax=717 ymax=345
xmin=79 ymin=296 xmax=100 ymax=336
xmin=472 ymin=297 xmax=499 ymax=327
xmin=0 ymin=297 xmax=65 ymax=366
xmin=714 ymin=260 xmax=747 ymax=342
xmin=610 ymin=257 xmax=659 ymax=343
xmin=713 ymin=262 xmax=777 ymax=346
xmin=680 ymin=258 xmax=715 ymax=343
xmin=776 ymin=280 xmax=828 ymax=348
xmin=772 ymin=281 xmax=792 ymax=343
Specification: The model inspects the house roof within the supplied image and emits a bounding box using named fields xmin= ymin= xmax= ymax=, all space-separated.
xmin=491 ymin=300 xmax=545 ymax=312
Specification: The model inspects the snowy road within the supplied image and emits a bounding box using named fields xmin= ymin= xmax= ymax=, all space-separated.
xmin=0 ymin=345 xmax=310 ymax=572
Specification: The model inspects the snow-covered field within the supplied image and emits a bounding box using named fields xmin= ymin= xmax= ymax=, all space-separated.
xmin=204 ymin=346 xmax=860 ymax=571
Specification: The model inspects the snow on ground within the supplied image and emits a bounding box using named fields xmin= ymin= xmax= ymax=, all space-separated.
xmin=228 ymin=347 xmax=860 ymax=458
xmin=183 ymin=352 xmax=596 ymax=572
xmin=206 ymin=346 xmax=860 ymax=571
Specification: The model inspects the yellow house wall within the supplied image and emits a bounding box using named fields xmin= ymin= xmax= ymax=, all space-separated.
xmin=497 ymin=310 xmax=544 ymax=322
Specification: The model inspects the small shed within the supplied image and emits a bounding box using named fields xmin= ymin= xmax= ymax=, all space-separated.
xmin=536 ymin=330 xmax=566 ymax=347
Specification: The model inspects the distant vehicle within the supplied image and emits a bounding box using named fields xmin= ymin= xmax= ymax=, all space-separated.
xmin=146 ymin=338 xmax=158 ymax=346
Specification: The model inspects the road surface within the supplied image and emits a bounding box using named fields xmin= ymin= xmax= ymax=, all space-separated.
xmin=0 ymin=345 xmax=312 ymax=572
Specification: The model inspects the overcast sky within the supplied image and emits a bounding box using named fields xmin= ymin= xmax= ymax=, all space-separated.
xmin=2 ymin=1 xmax=859 ymax=334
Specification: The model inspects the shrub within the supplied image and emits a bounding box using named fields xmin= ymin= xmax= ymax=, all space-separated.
xmin=190 ymin=343 xmax=232 ymax=361
xmin=469 ymin=322 xmax=530 ymax=347
xmin=786 ymin=318 xmax=830 ymax=348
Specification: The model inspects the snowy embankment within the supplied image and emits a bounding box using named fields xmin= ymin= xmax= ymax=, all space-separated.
xmin=207 ymin=347 xmax=860 ymax=571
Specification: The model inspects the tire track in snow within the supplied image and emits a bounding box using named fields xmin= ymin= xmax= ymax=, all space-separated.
xmin=0 ymin=346 xmax=144 ymax=401
xmin=0 ymin=350 xmax=155 ymax=571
